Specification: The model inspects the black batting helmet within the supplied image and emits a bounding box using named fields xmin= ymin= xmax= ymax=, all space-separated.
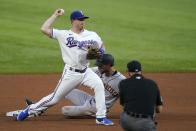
xmin=96 ymin=54 xmax=114 ymax=67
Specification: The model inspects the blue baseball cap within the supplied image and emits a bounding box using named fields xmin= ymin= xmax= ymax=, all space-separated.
xmin=70 ymin=10 xmax=89 ymax=21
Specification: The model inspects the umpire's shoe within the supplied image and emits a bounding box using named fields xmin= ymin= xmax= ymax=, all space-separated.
xmin=96 ymin=117 xmax=114 ymax=126
xmin=17 ymin=106 xmax=30 ymax=121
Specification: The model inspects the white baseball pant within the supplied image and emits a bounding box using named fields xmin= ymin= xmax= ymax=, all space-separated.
xmin=28 ymin=65 xmax=106 ymax=118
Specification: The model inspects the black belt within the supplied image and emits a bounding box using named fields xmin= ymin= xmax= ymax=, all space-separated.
xmin=69 ymin=67 xmax=87 ymax=73
xmin=126 ymin=111 xmax=153 ymax=119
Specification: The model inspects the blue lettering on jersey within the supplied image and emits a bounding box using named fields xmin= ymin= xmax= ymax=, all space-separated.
xmin=66 ymin=37 xmax=78 ymax=48
xmin=66 ymin=37 xmax=98 ymax=48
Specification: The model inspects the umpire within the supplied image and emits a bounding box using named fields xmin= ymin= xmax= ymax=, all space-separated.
xmin=119 ymin=60 xmax=163 ymax=131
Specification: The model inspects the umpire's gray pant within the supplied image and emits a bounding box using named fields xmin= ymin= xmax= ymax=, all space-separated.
xmin=120 ymin=112 xmax=156 ymax=131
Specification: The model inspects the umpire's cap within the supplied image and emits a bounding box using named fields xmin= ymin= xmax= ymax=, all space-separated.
xmin=127 ymin=60 xmax=142 ymax=72
xmin=96 ymin=54 xmax=114 ymax=67
xmin=70 ymin=10 xmax=89 ymax=21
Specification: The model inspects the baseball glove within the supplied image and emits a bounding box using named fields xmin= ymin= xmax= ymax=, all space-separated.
xmin=86 ymin=45 xmax=101 ymax=59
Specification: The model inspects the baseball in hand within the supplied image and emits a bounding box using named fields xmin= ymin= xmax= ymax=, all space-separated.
xmin=57 ymin=9 xmax=64 ymax=15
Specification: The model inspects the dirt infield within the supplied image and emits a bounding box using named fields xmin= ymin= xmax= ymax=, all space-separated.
xmin=0 ymin=73 xmax=196 ymax=131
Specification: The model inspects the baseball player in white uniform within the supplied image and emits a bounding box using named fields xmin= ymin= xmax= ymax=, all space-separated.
xmin=61 ymin=54 xmax=126 ymax=117
xmin=16 ymin=9 xmax=113 ymax=125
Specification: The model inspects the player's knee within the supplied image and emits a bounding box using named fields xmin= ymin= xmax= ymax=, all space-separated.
xmin=93 ymin=82 xmax=104 ymax=91
xmin=61 ymin=106 xmax=80 ymax=116
xmin=61 ymin=106 xmax=70 ymax=115
xmin=90 ymin=77 xmax=104 ymax=88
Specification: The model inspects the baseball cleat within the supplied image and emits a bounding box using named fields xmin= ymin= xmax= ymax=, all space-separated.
xmin=25 ymin=99 xmax=45 ymax=117
xmin=96 ymin=117 xmax=114 ymax=126
xmin=17 ymin=106 xmax=30 ymax=121
xmin=6 ymin=99 xmax=34 ymax=118
xmin=6 ymin=110 xmax=23 ymax=117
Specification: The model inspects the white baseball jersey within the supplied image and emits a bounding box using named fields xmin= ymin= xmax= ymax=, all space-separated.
xmin=92 ymin=67 xmax=126 ymax=109
xmin=52 ymin=29 xmax=103 ymax=70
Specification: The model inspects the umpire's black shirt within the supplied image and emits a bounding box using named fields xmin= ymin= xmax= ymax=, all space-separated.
xmin=119 ymin=74 xmax=163 ymax=116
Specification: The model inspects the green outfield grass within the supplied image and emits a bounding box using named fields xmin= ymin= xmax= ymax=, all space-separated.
xmin=0 ymin=0 xmax=196 ymax=73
